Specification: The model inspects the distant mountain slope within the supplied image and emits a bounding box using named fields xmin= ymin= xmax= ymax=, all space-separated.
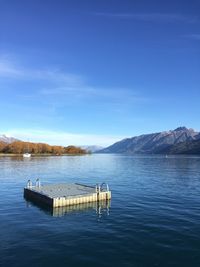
xmin=81 ymin=145 xmax=104 ymax=153
xmin=99 ymin=127 xmax=200 ymax=154
xmin=0 ymin=134 xmax=19 ymax=144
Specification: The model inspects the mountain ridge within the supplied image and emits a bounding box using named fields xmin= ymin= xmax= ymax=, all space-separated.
xmin=98 ymin=127 xmax=200 ymax=154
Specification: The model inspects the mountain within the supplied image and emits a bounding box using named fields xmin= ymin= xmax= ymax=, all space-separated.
xmin=0 ymin=134 xmax=19 ymax=144
xmin=99 ymin=127 xmax=200 ymax=154
xmin=160 ymin=138 xmax=200 ymax=155
xmin=81 ymin=145 xmax=104 ymax=153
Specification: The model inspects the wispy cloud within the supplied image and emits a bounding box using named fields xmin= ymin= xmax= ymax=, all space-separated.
xmin=0 ymin=54 xmax=150 ymax=145
xmin=4 ymin=128 xmax=123 ymax=146
xmin=184 ymin=33 xmax=200 ymax=40
xmin=40 ymin=86 xmax=148 ymax=105
xmin=0 ymin=55 xmax=148 ymax=106
xmin=0 ymin=55 xmax=83 ymax=85
xmin=95 ymin=12 xmax=199 ymax=23
xmin=0 ymin=57 xmax=22 ymax=77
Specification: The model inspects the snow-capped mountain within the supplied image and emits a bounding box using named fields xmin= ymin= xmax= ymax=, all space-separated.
xmin=0 ymin=134 xmax=19 ymax=144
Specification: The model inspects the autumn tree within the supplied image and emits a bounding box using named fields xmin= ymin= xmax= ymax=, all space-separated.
xmin=0 ymin=141 xmax=87 ymax=155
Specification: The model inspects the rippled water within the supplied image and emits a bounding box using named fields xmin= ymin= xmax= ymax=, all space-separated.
xmin=1 ymin=154 xmax=200 ymax=267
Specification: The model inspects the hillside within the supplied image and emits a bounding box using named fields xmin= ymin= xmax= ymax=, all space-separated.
xmin=99 ymin=127 xmax=200 ymax=154
xmin=160 ymin=138 xmax=200 ymax=155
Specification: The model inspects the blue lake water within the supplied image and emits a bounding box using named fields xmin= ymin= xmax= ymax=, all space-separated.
xmin=1 ymin=154 xmax=200 ymax=267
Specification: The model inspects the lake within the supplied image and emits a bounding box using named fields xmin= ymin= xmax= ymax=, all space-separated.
xmin=1 ymin=154 xmax=200 ymax=267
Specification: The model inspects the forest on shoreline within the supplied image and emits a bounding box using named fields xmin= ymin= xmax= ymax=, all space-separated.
xmin=0 ymin=141 xmax=87 ymax=155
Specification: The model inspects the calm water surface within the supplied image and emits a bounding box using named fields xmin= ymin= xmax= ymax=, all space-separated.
xmin=0 ymin=154 xmax=200 ymax=267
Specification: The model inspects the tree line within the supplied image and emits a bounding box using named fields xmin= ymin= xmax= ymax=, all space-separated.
xmin=0 ymin=141 xmax=87 ymax=155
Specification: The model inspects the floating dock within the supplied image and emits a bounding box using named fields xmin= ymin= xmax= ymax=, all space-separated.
xmin=24 ymin=179 xmax=111 ymax=208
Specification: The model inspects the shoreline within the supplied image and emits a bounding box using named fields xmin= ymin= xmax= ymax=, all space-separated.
xmin=0 ymin=153 xmax=89 ymax=157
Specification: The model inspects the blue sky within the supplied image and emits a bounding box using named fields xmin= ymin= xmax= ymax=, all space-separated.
xmin=0 ymin=0 xmax=199 ymax=146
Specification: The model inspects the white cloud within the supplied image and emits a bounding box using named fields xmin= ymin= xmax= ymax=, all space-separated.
xmin=4 ymin=129 xmax=124 ymax=146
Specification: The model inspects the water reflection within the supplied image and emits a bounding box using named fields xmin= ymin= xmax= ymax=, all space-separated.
xmin=25 ymin=198 xmax=111 ymax=217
